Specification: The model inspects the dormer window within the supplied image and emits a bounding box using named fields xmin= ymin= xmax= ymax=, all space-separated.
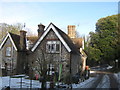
xmin=6 ymin=47 xmax=11 ymax=56
xmin=46 ymin=41 xmax=61 ymax=53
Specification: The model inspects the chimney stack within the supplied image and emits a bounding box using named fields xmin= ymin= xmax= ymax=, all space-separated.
xmin=68 ymin=25 xmax=76 ymax=38
xmin=20 ymin=30 xmax=27 ymax=50
xmin=37 ymin=23 xmax=45 ymax=37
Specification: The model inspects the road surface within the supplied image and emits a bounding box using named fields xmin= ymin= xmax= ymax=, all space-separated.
xmin=79 ymin=70 xmax=120 ymax=89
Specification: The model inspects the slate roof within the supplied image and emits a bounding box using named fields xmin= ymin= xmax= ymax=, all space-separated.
xmin=27 ymin=36 xmax=38 ymax=43
xmin=0 ymin=32 xmax=20 ymax=51
xmin=0 ymin=23 xmax=81 ymax=55
xmin=31 ymin=23 xmax=81 ymax=54
xmin=51 ymin=23 xmax=80 ymax=55
xmin=9 ymin=33 xmax=21 ymax=50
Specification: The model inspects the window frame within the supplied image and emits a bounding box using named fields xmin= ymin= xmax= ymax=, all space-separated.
xmin=5 ymin=47 xmax=12 ymax=57
xmin=47 ymin=64 xmax=55 ymax=75
xmin=46 ymin=41 xmax=61 ymax=53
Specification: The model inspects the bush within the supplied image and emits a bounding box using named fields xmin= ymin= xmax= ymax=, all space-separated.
xmin=63 ymin=73 xmax=71 ymax=84
xmin=72 ymin=75 xmax=80 ymax=84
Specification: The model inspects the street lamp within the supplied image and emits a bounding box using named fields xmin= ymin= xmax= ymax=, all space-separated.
xmin=116 ymin=59 xmax=118 ymax=69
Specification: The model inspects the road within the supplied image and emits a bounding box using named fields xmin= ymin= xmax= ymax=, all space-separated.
xmin=90 ymin=72 xmax=119 ymax=89
xmin=108 ymin=74 xmax=119 ymax=89
xmin=72 ymin=66 xmax=120 ymax=89
xmin=87 ymin=68 xmax=119 ymax=89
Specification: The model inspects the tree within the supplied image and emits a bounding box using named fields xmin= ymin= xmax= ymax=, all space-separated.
xmin=29 ymin=48 xmax=58 ymax=89
xmin=96 ymin=15 xmax=118 ymax=32
xmin=95 ymin=15 xmax=118 ymax=64
xmin=85 ymin=14 xmax=119 ymax=66
xmin=0 ymin=23 xmax=23 ymax=42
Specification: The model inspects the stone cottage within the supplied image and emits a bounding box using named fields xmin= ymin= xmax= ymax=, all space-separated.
xmin=28 ymin=23 xmax=83 ymax=81
xmin=0 ymin=30 xmax=27 ymax=75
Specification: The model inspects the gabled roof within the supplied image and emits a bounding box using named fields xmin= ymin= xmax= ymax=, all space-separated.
xmin=0 ymin=32 xmax=20 ymax=51
xmin=31 ymin=23 xmax=80 ymax=54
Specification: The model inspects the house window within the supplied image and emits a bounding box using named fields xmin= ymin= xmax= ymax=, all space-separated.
xmin=6 ymin=47 xmax=11 ymax=56
xmin=46 ymin=41 xmax=60 ymax=53
xmin=47 ymin=64 xmax=55 ymax=75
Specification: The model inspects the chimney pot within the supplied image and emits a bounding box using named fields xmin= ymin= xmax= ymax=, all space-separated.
xmin=37 ymin=23 xmax=45 ymax=37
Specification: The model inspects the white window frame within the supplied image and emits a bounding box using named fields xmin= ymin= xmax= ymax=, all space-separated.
xmin=6 ymin=47 xmax=11 ymax=57
xmin=46 ymin=41 xmax=61 ymax=53
xmin=47 ymin=64 xmax=55 ymax=75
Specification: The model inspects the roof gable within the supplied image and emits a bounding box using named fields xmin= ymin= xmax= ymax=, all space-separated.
xmin=31 ymin=23 xmax=72 ymax=52
xmin=53 ymin=24 xmax=80 ymax=54
xmin=0 ymin=33 xmax=19 ymax=51
xmin=31 ymin=23 xmax=80 ymax=55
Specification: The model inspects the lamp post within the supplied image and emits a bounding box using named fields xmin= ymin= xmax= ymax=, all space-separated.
xmin=116 ymin=59 xmax=118 ymax=69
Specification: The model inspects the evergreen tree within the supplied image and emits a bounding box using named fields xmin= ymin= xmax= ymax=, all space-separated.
xmin=85 ymin=14 xmax=119 ymax=66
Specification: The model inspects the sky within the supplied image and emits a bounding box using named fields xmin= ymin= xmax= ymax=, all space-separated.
xmin=0 ymin=1 xmax=119 ymax=36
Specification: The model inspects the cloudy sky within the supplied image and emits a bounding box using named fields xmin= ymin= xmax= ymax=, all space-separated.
xmin=0 ymin=1 xmax=119 ymax=36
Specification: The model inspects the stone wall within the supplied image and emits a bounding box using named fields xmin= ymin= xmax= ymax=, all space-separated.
xmin=71 ymin=54 xmax=81 ymax=76
xmin=16 ymin=51 xmax=26 ymax=74
xmin=28 ymin=30 xmax=71 ymax=78
xmin=28 ymin=29 xmax=82 ymax=81
xmin=0 ymin=50 xmax=2 ymax=76
xmin=0 ymin=38 xmax=18 ymax=75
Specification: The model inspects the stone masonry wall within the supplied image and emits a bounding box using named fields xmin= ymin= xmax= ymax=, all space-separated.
xmin=29 ymin=30 xmax=70 ymax=78
xmin=71 ymin=54 xmax=81 ymax=76
xmin=0 ymin=38 xmax=18 ymax=75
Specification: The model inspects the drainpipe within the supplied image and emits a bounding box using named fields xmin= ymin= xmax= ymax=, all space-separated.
xmin=69 ymin=54 xmax=72 ymax=89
